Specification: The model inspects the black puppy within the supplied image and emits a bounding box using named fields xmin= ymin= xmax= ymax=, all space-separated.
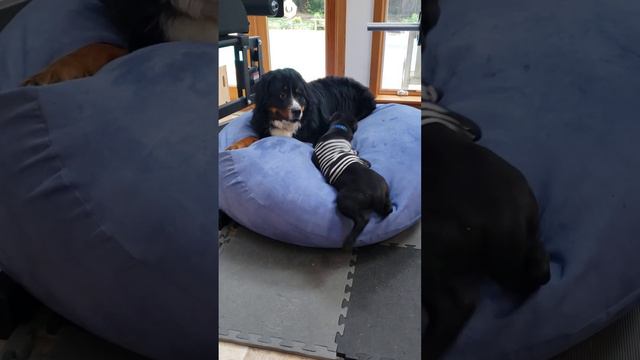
xmin=422 ymin=103 xmax=551 ymax=358
xmin=312 ymin=113 xmax=392 ymax=248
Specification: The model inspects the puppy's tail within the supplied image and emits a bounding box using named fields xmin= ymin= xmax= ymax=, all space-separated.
xmin=343 ymin=217 xmax=370 ymax=250
xmin=337 ymin=191 xmax=370 ymax=249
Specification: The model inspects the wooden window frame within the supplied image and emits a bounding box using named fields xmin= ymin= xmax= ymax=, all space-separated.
xmin=325 ymin=0 xmax=346 ymax=76
xmin=247 ymin=1 xmax=346 ymax=77
xmin=369 ymin=0 xmax=421 ymax=104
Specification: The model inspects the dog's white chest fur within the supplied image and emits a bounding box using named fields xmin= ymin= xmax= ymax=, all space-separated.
xmin=163 ymin=0 xmax=217 ymax=43
xmin=270 ymin=120 xmax=302 ymax=137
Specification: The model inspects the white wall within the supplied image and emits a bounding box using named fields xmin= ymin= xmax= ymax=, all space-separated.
xmin=344 ymin=0 xmax=373 ymax=86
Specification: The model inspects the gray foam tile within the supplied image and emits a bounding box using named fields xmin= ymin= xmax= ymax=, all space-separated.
xmin=337 ymin=246 xmax=421 ymax=360
xmin=219 ymin=226 xmax=354 ymax=359
xmin=378 ymin=221 xmax=421 ymax=249
xmin=218 ymin=223 xmax=237 ymax=248
xmin=554 ymin=305 xmax=640 ymax=360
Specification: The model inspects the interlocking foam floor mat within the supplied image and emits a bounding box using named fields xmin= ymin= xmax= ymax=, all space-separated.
xmin=218 ymin=222 xmax=421 ymax=359
xmin=336 ymin=245 xmax=421 ymax=360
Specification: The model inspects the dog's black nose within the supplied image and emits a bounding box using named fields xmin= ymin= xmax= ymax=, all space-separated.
xmin=292 ymin=109 xmax=301 ymax=118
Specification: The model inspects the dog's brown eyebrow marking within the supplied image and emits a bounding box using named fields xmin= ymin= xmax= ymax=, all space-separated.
xmin=268 ymin=107 xmax=291 ymax=119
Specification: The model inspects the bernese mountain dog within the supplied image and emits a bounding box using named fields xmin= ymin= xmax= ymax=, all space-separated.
xmin=22 ymin=0 xmax=217 ymax=86
xmin=225 ymin=68 xmax=377 ymax=149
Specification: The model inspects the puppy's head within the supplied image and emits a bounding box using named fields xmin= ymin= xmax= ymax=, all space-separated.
xmin=329 ymin=112 xmax=358 ymax=132
xmin=254 ymin=68 xmax=311 ymax=137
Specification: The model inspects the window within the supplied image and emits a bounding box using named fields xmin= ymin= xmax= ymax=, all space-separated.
xmin=267 ymin=0 xmax=326 ymax=81
xmin=370 ymin=0 xmax=421 ymax=104
xmin=218 ymin=46 xmax=237 ymax=104
xmin=240 ymin=0 xmax=345 ymax=81
xmin=381 ymin=31 xmax=420 ymax=91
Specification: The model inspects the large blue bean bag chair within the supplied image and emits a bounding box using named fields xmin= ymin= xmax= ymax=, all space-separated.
xmin=219 ymin=104 xmax=421 ymax=248
xmin=0 ymin=1 xmax=217 ymax=359
xmin=425 ymin=0 xmax=640 ymax=359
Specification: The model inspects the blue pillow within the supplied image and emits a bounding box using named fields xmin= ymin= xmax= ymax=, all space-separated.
xmin=426 ymin=0 xmax=640 ymax=359
xmin=219 ymin=104 xmax=421 ymax=248
xmin=0 ymin=0 xmax=125 ymax=92
xmin=0 ymin=1 xmax=217 ymax=359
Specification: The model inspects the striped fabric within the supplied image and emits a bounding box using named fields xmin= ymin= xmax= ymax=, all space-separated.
xmin=422 ymin=94 xmax=482 ymax=141
xmin=422 ymin=101 xmax=465 ymax=130
xmin=314 ymin=139 xmax=369 ymax=185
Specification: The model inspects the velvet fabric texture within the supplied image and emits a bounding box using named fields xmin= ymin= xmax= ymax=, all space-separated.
xmin=425 ymin=1 xmax=640 ymax=359
xmin=0 ymin=1 xmax=218 ymax=359
xmin=219 ymin=104 xmax=421 ymax=248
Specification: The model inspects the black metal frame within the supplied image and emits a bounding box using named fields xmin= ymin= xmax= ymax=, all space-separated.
xmin=218 ymin=35 xmax=265 ymax=120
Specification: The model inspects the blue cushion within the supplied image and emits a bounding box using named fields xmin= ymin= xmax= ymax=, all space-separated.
xmin=0 ymin=1 xmax=217 ymax=359
xmin=219 ymin=104 xmax=421 ymax=248
xmin=425 ymin=1 xmax=640 ymax=359
xmin=0 ymin=0 xmax=125 ymax=92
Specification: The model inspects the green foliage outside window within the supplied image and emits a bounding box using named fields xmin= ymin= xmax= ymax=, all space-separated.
xmin=268 ymin=0 xmax=418 ymax=31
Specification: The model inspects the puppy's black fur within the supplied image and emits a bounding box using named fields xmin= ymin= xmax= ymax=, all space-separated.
xmin=100 ymin=0 xmax=171 ymax=50
xmin=313 ymin=113 xmax=392 ymax=248
xmin=251 ymin=68 xmax=376 ymax=145
xmin=421 ymin=0 xmax=440 ymax=44
xmin=422 ymin=120 xmax=551 ymax=359
xmin=101 ymin=0 xmax=217 ymax=50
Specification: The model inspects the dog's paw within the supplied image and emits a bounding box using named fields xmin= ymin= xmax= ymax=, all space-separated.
xmin=23 ymin=62 xmax=90 ymax=86
xmin=225 ymin=136 xmax=259 ymax=150
xmin=22 ymin=43 xmax=128 ymax=86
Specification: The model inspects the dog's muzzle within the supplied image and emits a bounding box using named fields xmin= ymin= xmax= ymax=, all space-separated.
xmin=288 ymin=102 xmax=303 ymax=121
xmin=270 ymin=106 xmax=303 ymax=122
xmin=290 ymin=108 xmax=302 ymax=121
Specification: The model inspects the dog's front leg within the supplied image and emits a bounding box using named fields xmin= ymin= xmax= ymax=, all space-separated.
xmin=22 ymin=43 xmax=128 ymax=86
xmin=225 ymin=136 xmax=259 ymax=150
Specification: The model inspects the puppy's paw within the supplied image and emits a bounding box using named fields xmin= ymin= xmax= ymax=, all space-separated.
xmin=22 ymin=43 xmax=128 ymax=86
xmin=225 ymin=136 xmax=259 ymax=150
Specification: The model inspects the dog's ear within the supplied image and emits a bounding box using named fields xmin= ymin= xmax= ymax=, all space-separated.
xmin=298 ymin=77 xmax=314 ymax=108
xmin=302 ymin=81 xmax=313 ymax=101
xmin=252 ymin=71 xmax=273 ymax=110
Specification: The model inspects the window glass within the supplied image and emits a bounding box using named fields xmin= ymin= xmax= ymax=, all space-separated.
xmin=218 ymin=46 xmax=237 ymax=87
xmin=381 ymin=0 xmax=420 ymax=91
xmin=267 ymin=0 xmax=326 ymax=81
